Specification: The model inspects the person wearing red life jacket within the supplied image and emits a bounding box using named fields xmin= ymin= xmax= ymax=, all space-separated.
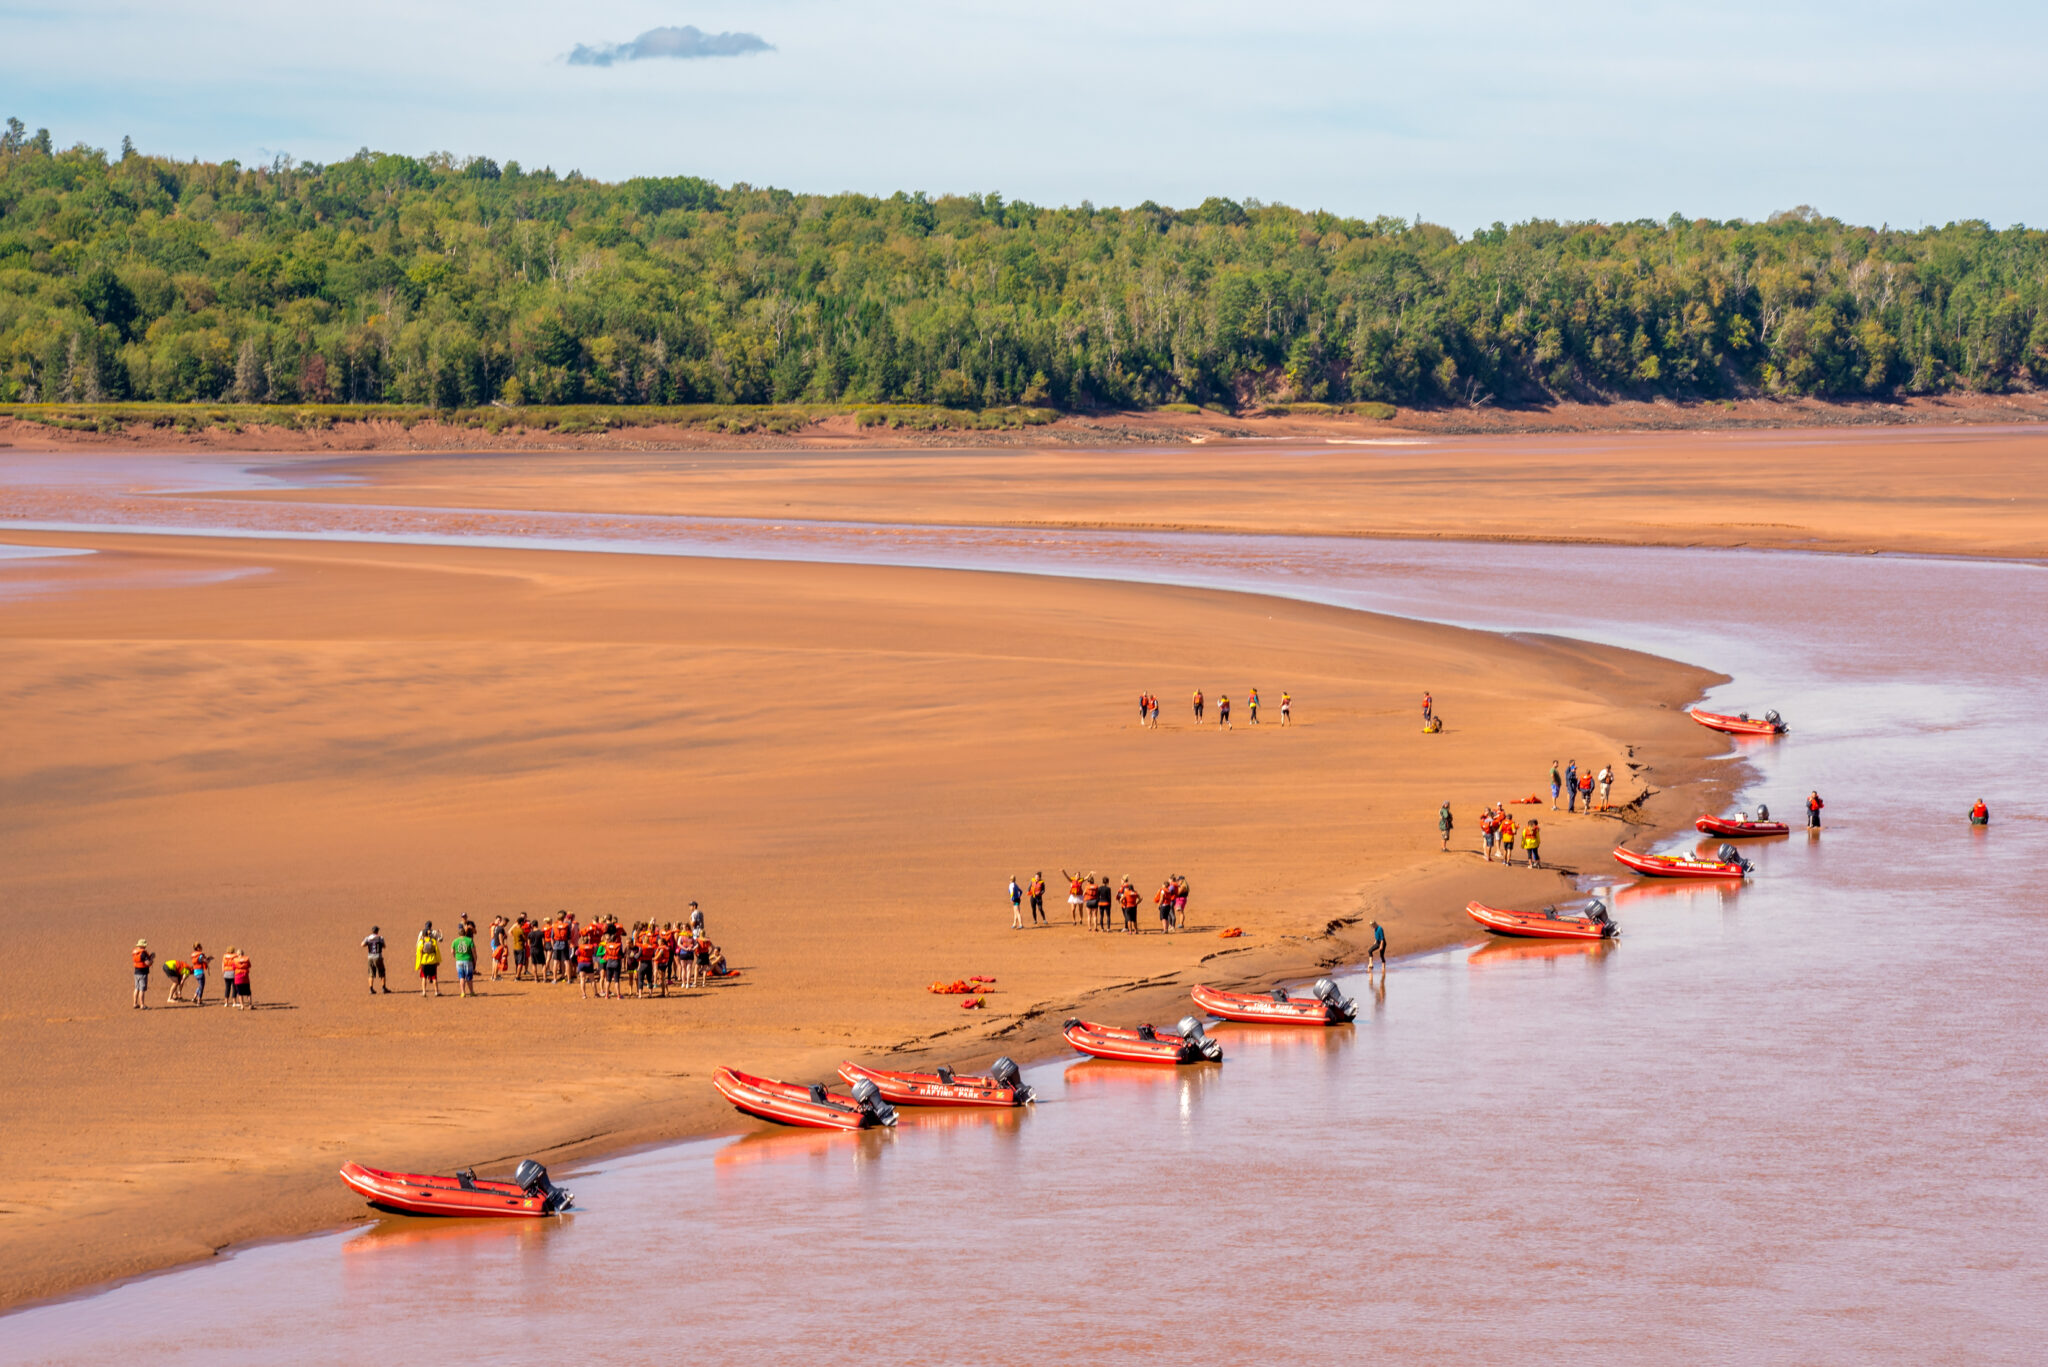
xmin=1970 ymin=799 xmax=1989 ymax=826
xmin=132 ymin=940 xmax=154 ymax=1009
xmin=1806 ymin=790 xmax=1825 ymax=830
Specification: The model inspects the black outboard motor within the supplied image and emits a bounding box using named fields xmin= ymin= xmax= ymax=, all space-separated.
xmin=513 ymin=1159 xmax=574 ymax=1213
xmin=1764 ymin=709 xmax=1783 ymax=729
xmin=1176 ymin=1015 xmax=1224 ymax=1062
xmin=1310 ymin=976 xmax=1357 ymax=1020
xmin=988 ymin=1055 xmax=1034 ymax=1104
xmin=1716 ymin=843 xmax=1752 ymax=872
xmin=848 ymin=1076 xmax=897 ymax=1127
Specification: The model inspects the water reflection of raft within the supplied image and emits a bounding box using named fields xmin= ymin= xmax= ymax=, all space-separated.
xmin=1191 ymin=978 xmax=1355 ymax=1025
xmin=713 ymin=1066 xmax=897 ymax=1130
xmin=1688 ymin=708 xmax=1787 ymax=736
xmin=1613 ymin=846 xmax=1750 ymax=879
xmin=1695 ymin=814 xmax=1790 ymax=837
xmin=339 ymin=1160 xmax=573 ymax=1218
xmin=1063 ymin=1016 xmax=1223 ymax=1064
xmin=837 ymin=1058 xmax=1033 ymax=1107
xmin=1466 ymin=900 xmax=1617 ymax=941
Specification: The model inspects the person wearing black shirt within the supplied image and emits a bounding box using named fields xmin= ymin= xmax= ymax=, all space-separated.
xmin=362 ymin=926 xmax=389 ymax=994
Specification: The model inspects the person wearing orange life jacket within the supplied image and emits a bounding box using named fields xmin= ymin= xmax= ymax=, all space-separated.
xmin=1500 ymin=812 xmax=1519 ymax=866
xmin=226 ymin=947 xmax=253 ymax=1009
xmin=1970 ymin=799 xmax=1989 ymax=826
xmin=653 ymin=928 xmax=674 ymax=996
xmin=132 ymin=939 xmax=154 ymax=1009
xmin=1192 ymin=689 xmax=1204 ymax=724
xmin=1028 ymin=872 xmax=1047 ymax=926
xmin=189 ymin=944 xmax=211 ymax=1005
xmin=1157 ymin=879 xmax=1175 ymax=932
xmin=1806 ymin=790 xmax=1825 ymax=830
xmin=1118 ymin=878 xmax=1141 ymax=933
xmin=1061 ymin=869 xmax=1087 ymax=926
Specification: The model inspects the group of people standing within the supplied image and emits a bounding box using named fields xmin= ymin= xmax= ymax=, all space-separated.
xmin=1146 ymin=689 xmax=1290 ymax=729
xmin=1550 ymin=759 xmax=1617 ymax=812
xmin=367 ymin=906 xmax=728 ymax=1001
xmin=1020 ymin=870 xmax=1192 ymax=932
xmin=1479 ymin=805 xmax=1545 ymax=867
xmin=128 ymin=939 xmax=253 ymax=1008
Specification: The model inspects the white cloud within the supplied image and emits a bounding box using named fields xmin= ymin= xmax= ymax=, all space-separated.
xmin=566 ymin=25 xmax=773 ymax=67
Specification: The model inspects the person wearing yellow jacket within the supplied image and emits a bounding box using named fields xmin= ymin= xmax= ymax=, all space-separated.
xmin=1522 ymin=819 xmax=1542 ymax=870
xmin=415 ymin=921 xmax=444 ymax=998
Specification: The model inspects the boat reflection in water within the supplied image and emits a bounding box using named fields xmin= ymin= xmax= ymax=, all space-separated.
xmin=342 ymin=1211 xmax=565 ymax=1258
xmin=1465 ymin=936 xmax=1617 ymax=969
xmin=890 ymin=1103 xmax=1028 ymax=1137
xmin=712 ymin=1123 xmax=893 ymax=1171
xmin=1203 ymin=1018 xmax=1360 ymax=1057
xmin=1610 ymin=879 xmax=1742 ymax=912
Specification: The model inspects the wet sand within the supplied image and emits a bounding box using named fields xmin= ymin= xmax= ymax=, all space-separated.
xmin=0 ymin=527 xmax=1722 ymax=1309
xmin=234 ymin=424 xmax=2048 ymax=559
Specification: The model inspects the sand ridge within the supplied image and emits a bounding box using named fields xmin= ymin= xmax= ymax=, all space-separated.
xmin=0 ymin=527 xmax=1726 ymax=1309
xmin=222 ymin=423 xmax=2048 ymax=560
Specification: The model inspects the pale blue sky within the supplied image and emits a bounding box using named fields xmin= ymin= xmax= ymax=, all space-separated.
xmin=5 ymin=0 xmax=2045 ymax=229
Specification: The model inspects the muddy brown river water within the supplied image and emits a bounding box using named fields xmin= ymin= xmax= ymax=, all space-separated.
xmin=3 ymin=453 xmax=2044 ymax=1362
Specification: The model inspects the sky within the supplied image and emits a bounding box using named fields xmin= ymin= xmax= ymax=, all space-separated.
xmin=5 ymin=0 xmax=2047 ymax=231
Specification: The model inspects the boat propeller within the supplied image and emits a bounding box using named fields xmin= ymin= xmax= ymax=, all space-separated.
xmin=1311 ymin=976 xmax=1357 ymax=1019
xmin=988 ymin=1055 xmax=1034 ymax=1103
xmin=513 ymin=1159 xmax=574 ymax=1213
xmin=1177 ymin=1015 xmax=1224 ymax=1062
xmin=849 ymin=1076 xmax=898 ymax=1126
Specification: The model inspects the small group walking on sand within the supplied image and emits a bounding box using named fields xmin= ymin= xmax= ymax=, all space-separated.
xmin=1466 ymin=803 xmax=1543 ymax=868
xmin=131 ymin=939 xmax=247 ymax=1008
xmin=1551 ymin=759 xmax=1617 ymax=811
xmin=1054 ymin=869 xmax=1189 ymax=931
xmin=1131 ymin=689 xmax=1295 ymax=729
xmin=1011 ymin=872 xmax=1049 ymax=926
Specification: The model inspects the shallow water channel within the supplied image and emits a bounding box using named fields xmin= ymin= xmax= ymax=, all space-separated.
xmin=5 ymin=455 xmax=2045 ymax=1362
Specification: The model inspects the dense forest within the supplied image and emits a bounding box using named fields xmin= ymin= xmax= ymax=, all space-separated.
xmin=3 ymin=119 xmax=2046 ymax=411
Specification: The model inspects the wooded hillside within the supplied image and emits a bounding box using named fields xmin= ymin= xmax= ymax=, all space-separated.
xmin=4 ymin=121 xmax=2044 ymax=409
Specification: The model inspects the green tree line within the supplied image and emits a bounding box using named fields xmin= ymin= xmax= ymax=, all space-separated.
xmin=3 ymin=119 xmax=2045 ymax=410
